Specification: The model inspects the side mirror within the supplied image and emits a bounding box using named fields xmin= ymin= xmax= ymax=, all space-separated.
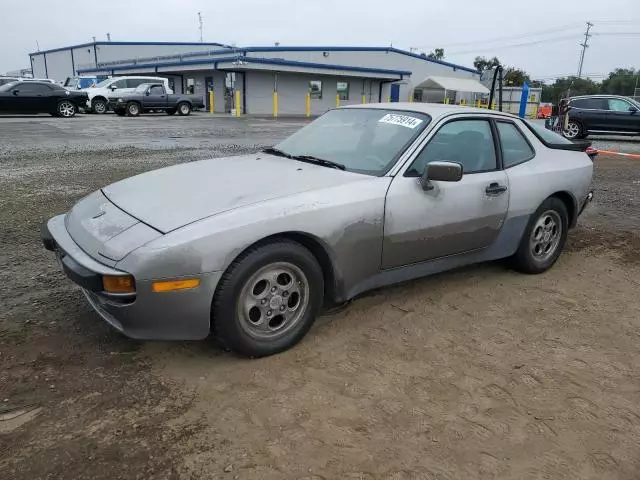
xmin=110 ymin=85 xmax=118 ymax=90
xmin=629 ymin=105 xmax=638 ymax=113
xmin=145 ymin=90 xmax=151 ymax=96
xmin=420 ymin=161 xmax=463 ymax=191
xmin=12 ymin=89 xmax=19 ymax=96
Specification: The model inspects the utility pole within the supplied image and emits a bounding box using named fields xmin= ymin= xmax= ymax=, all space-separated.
xmin=577 ymin=21 xmax=593 ymax=79
xmin=198 ymin=12 xmax=203 ymax=43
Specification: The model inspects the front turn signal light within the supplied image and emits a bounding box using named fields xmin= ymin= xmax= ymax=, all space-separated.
xmin=152 ymin=278 xmax=201 ymax=293
xmin=103 ymin=275 xmax=136 ymax=294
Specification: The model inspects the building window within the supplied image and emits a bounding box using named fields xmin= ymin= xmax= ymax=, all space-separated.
xmin=337 ymin=81 xmax=349 ymax=101
xmin=413 ymin=89 xmax=423 ymax=102
xmin=185 ymin=78 xmax=195 ymax=94
xmin=309 ymin=80 xmax=322 ymax=99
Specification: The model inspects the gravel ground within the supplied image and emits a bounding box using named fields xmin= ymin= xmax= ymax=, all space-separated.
xmin=1 ymin=113 xmax=639 ymax=480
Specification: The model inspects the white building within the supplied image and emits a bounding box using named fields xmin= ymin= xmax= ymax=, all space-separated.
xmin=29 ymin=41 xmax=482 ymax=115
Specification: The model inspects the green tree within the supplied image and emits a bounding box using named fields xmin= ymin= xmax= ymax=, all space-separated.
xmin=473 ymin=56 xmax=501 ymax=71
xmin=601 ymin=68 xmax=639 ymax=95
xmin=503 ymin=67 xmax=531 ymax=86
xmin=426 ymin=48 xmax=445 ymax=60
xmin=540 ymin=76 xmax=601 ymax=102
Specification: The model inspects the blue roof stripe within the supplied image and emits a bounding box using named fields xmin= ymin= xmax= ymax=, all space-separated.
xmin=77 ymin=56 xmax=411 ymax=77
xmin=31 ymin=42 xmax=478 ymax=74
xmin=29 ymin=41 xmax=226 ymax=56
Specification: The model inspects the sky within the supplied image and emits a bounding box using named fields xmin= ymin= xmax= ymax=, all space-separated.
xmin=1 ymin=0 xmax=639 ymax=81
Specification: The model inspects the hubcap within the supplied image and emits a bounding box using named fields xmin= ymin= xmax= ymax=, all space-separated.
xmin=180 ymin=104 xmax=189 ymax=114
xmin=59 ymin=101 xmax=75 ymax=117
xmin=93 ymin=101 xmax=106 ymax=113
xmin=564 ymin=122 xmax=580 ymax=139
xmin=237 ymin=262 xmax=309 ymax=340
xmin=129 ymin=104 xmax=139 ymax=115
xmin=530 ymin=210 xmax=562 ymax=262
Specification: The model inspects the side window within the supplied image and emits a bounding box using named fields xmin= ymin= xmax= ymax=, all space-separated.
xmin=110 ymin=79 xmax=127 ymax=89
xmin=126 ymin=79 xmax=147 ymax=88
xmin=309 ymin=80 xmax=323 ymax=99
xmin=585 ymin=98 xmax=606 ymax=109
xmin=149 ymin=85 xmax=164 ymax=95
xmin=406 ymin=119 xmax=496 ymax=176
xmin=16 ymin=83 xmax=51 ymax=94
xmin=570 ymin=99 xmax=588 ymax=109
xmin=608 ymin=98 xmax=632 ymax=112
xmin=496 ymin=122 xmax=535 ymax=168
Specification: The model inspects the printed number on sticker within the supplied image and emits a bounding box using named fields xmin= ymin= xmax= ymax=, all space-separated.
xmin=379 ymin=113 xmax=423 ymax=129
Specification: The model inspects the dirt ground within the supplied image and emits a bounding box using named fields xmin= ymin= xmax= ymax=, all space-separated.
xmin=1 ymin=114 xmax=639 ymax=480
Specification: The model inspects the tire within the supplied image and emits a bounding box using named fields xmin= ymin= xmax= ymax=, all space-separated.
xmin=126 ymin=102 xmax=141 ymax=117
xmin=563 ymin=119 xmax=585 ymax=139
xmin=212 ymin=240 xmax=324 ymax=357
xmin=56 ymin=100 xmax=76 ymax=118
xmin=166 ymin=109 xmax=176 ymax=115
xmin=511 ymin=197 xmax=569 ymax=274
xmin=91 ymin=98 xmax=108 ymax=114
xmin=177 ymin=102 xmax=191 ymax=116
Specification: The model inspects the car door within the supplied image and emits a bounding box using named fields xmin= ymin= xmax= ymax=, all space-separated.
xmin=570 ymin=97 xmax=608 ymax=131
xmin=382 ymin=117 xmax=509 ymax=269
xmin=605 ymin=98 xmax=639 ymax=132
xmin=146 ymin=85 xmax=167 ymax=108
xmin=10 ymin=83 xmax=53 ymax=113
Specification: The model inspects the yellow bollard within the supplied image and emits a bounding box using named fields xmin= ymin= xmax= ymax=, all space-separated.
xmin=444 ymin=97 xmax=449 ymax=104
xmin=273 ymin=91 xmax=278 ymax=118
xmin=361 ymin=94 xmax=366 ymax=104
xmin=491 ymin=101 xmax=496 ymax=110
xmin=475 ymin=99 xmax=480 ymax=108
xmin=235 ymin=90 xmax=241 ymax=116
xmin=209 ymin=91 xmax=214 ymax=114
xmin=305 ymin=93 xmax=311 ymax=117
xmin=336 ymin=94 xmax=340 ymax=108
xmin=408 ymin=91 xmax=413 ymax=103
xmin=387 ymin=97 xmax=391 ymax=103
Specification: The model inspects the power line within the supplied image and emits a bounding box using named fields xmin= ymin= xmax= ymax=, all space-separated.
xmin=410 ymin=23 xmax=583 ymax=50
xmin=577 ymin=21 xmax=593 ymax=78
xmin=447 ymin=35 xmax=579 ymax=55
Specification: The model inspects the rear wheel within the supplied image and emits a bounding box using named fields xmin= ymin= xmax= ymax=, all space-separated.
xmin=126 ymin=102 xmax=140 ymax=117
xmin=57 ymin=100 xmax=76 ymax=118
xmin=511 ymin=197 xmax=569 ymax=274
xmin=177 ymin=102 xmax=191 ymax=116
xmin=91 ymin=98 xmax=108 ymax=114
xmin=212 ymin=240 xmax=324 ymax=357
xmin=563 ymin=120 xmax=585 ymax=139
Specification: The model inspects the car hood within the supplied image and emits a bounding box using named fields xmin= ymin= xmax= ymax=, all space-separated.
xmin=102 ymin=153 xmax=368 ymax=233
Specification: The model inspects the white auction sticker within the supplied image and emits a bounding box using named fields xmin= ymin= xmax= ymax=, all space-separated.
xmin=378 ymin=113 xmax=423 ymax=129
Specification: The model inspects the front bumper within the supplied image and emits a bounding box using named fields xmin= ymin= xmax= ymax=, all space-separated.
xmin=42 ymin=215 xmax=221 ymax=340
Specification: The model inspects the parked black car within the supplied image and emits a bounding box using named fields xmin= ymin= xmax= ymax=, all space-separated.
xmin=557 ymin=95 xmax=640 ymax=139
xmin=0 ymin=81 xmax=88 ymax=117
xmin=109 ymin=83 xmax=204 ymax=116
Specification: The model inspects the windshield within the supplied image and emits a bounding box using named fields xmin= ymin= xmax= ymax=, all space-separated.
xmin=525 ymin=120 xmax=574 ymax=145
xmin=274 ymin=109 xmax=430 ymax=176
xmin=0 ymin=81 xmax=19 ymax=92
xmin=0 ymin=78 xmax=18 ymax=86
xmin=95 ymin=79 xmax=112 ymax=88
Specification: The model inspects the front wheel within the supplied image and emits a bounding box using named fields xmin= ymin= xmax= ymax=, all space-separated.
xmin=57 ymin=100 xmax=76 ymax=118
xmin=511 ymin=197 xmax=569 ymax=274
xmin=212 ymin=240 xmax=324 ymax=357
xmin=126 ymin=102 xmax=141 ymax=117
xmin=91 ymin=98 xmax=108 ymax=114
xmin=177 ymin=102 xmax=191 ymax=116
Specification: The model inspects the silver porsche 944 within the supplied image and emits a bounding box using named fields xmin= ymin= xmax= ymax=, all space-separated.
xmin=43 ymin=104 xmax=594 ymax=357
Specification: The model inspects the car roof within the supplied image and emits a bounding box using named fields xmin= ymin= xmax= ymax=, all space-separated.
xmin=570 ymin=94 xmax=628 ymax=99
xmin=342 ymin=102 xmax=521 ymax=121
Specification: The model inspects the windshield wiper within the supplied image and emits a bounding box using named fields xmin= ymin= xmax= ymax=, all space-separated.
xmin=262 ymin=147 xmax=292 ymax=158
xmin=291 ymin=155 xmax=346 ymax=170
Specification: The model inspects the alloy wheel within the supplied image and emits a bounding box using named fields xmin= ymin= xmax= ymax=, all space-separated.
xmin=58 ymin=101 xmax=75 ymax=117
xmin=529 ymin=210 xmax=562 ymax=262
xmin=237 ymin=262 xmax=310 ymax=340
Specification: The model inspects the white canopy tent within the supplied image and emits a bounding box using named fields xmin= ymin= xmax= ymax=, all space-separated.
xmin=413 ymin=76 xmax=490 ymax=104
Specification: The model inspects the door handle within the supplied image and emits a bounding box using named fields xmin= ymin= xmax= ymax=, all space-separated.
xmin=486 ymin=182 xmax=508 ymax=195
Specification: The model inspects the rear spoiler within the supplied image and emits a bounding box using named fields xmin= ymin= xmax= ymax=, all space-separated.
xmin=542 ymin=140 xmax=598 ymax=159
